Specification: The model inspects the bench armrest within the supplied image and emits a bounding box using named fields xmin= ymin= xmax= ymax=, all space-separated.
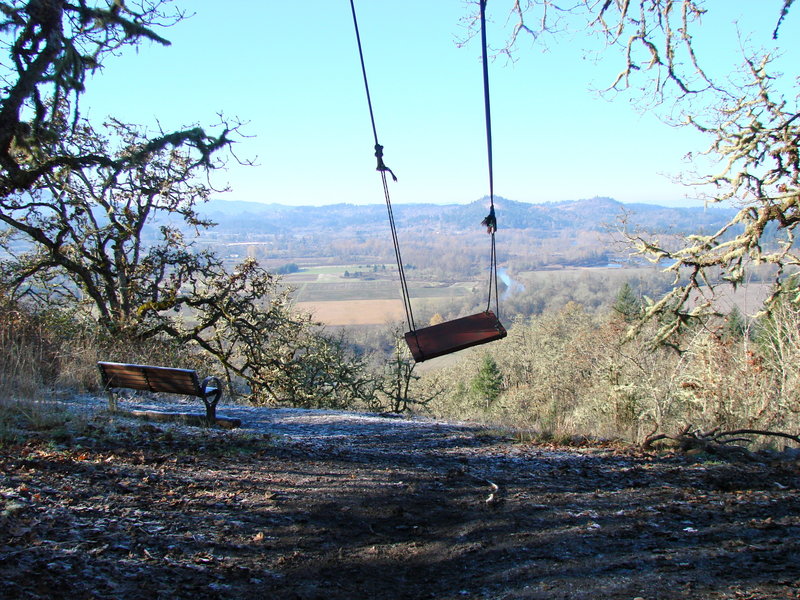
xmin=200 ymin=376 xmax=223 ymax=421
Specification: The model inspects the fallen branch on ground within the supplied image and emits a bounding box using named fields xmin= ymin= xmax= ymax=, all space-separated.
xmin=642 ymin=424 xmax=800 ymax=461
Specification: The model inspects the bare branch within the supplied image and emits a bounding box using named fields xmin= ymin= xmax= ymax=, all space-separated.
xmin=773 ymin=0 xmax=796 ymax=39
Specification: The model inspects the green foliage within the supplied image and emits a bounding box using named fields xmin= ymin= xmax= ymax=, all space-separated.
xmin=377 ymin=332 xmax=423 ymax=413
xmin=722 ymin=305 xmax=748 ymax=340
xmin=274 ymin=331 xmax=380 ymax=410
xmin=276 ymin=263 xmax=300 ymax=275
xmin=470 ymin=354 xmax=503 ymax=404
xmin=5 ymin=0 xmax=798 ymax=431
xmin=0 ymin=2 xmax=377 ymax=410
xmin=612 ymin=282 xmax=643 ymax=322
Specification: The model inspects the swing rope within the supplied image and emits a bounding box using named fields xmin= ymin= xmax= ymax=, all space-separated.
xmin=349 ymin=0 xmax=500 ymax=337
xmin=349 ymin=0 xmax=417 ymax=334
xmin=479 ymin=0 xmax=501 ymax=317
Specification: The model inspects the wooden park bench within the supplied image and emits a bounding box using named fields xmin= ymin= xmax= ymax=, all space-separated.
xmin=97 ymin=361 xmax=240 ymax=428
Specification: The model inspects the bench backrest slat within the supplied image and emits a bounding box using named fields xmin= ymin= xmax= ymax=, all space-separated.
xmin=98 ymin=362 xmax=201 ymax=396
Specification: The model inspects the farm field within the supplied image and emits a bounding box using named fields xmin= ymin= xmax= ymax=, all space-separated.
xmin=280 ymin=262 xmax=776 ymax=326
xmin=284 ymin=266 xmax=478 ymax=325
xmin=296 ymin=298 xmax=405 ymax=326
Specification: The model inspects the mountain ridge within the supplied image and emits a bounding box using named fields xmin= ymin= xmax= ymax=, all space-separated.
xmin=197 ymin=195 xmax=736 ymax=235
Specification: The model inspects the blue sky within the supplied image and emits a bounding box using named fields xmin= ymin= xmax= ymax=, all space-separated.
xmin=82 ymin=1 xmax=797 ymax=208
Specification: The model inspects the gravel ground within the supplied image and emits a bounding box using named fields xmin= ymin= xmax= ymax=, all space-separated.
xmin=1 ymin=394 xmax=799 ymax=599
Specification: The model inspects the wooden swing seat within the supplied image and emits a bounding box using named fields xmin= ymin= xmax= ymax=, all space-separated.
xmin=404 ymin=311 xmax=507 ymax=362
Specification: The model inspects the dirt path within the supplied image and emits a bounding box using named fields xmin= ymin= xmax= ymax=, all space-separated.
xmin=2 ymin=398 xmax=800 ymax=599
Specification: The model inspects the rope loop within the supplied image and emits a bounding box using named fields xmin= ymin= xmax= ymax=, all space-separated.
xmin=374 ymin=143 xmax=397 ymax=181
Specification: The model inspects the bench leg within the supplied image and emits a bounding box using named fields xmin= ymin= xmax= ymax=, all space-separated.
xmin=202 ymin=389 xmax=221 ymax=424
xmin=106 ymin=390 xmax=118 ymax=412
xmin=200 ymin=376 xmax=223 ymax=425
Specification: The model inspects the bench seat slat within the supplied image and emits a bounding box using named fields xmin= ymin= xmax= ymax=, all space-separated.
xmin=145 ymin=381 xmax=197 ymax=395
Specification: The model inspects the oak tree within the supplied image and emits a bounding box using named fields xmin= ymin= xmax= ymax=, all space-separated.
xmin=492 ymin=1 xmax=799 ymax=343
xmin=0 ymin=1 xmax=381 ymax=406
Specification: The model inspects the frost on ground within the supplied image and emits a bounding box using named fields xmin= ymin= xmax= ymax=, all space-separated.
xmin=1 ymin=395 xmax=799 ymax=599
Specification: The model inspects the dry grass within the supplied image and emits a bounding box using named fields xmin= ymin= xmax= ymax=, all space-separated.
xmin=0 ymin=303 xmax=54 ymax=399
xmin=421 ymin=301 xmax=800 ymax=449
xmin=0 ymin=297 xmax=213 ymax=443
xmin=0 ymin=397 xmax=84 ymax=444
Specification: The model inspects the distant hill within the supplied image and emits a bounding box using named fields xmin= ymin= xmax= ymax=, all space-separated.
xmin=197 ymin=196 xmax=737 ymax=237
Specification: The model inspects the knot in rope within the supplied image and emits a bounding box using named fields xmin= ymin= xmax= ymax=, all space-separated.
xmin=481 ymin=205 xmax=497 ymax=234
xmin=374 ymin=144 xmax=397 ymax=181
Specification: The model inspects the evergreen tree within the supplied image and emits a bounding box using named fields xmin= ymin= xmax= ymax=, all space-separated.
xmin=471 ymin=354 xmax=503 ymax=404
xmin=723 ymin=305 xmax=747 ymax=339
xmin=613 ymin=282 xmax=643 ymax=322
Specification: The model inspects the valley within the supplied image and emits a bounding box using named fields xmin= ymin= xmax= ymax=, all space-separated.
xmin=190 ymin=196 xmax=741 ymax=327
